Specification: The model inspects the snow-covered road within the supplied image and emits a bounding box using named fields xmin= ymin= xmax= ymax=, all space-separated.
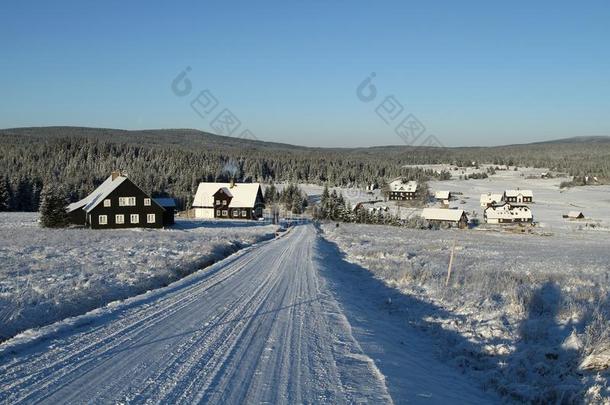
xmin=0 ymin=225 xmax=492 ymax=404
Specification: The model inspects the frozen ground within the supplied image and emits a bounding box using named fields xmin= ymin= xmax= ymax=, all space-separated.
xmin=0 ymin=213 xmax=275 ymax=341
xmin=428 ymin=166 xmax=610 ymax=231
xmin=321 ymin=222 xmax=610 ymax=403
xmin=0 ymin=225 xmax=494 ymax=404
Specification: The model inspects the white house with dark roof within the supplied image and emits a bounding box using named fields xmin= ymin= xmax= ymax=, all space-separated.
xmin=192 ymin=181 xmax=264 ymax=220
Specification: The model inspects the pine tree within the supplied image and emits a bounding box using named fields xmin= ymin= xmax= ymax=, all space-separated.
xmin=39 ymin=184 xmax=69 ymax=228
xmin=0 ymin=177 xmax=9 ymax=211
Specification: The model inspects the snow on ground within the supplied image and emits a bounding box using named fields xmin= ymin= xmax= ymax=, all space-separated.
xmin=428 ymin=166 xmax=610 ymax=231
xmin=0 ymin=225 xmax=494 ymax=404
xmin=0 ymin=212 xmax=275 ymax=341
xmin=321 ymin=222 xmax=610 ymax=403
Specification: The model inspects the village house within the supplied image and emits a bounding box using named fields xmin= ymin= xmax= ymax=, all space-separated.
xmin=421 ymin=208 xmax=468 ymax=229
xmin=484 ymin=202 xmax=533 ymax=224
xmin=504 ymin=189 xmax=534 ymax=204
xmin=434 ymin=190 xmax=451 ymax=205
xmin=480 ymin=192 xmax=504 ymax=208
xmin=564 ymin=211 xmax=585 ymax=219
xmin=192 ymin=181 xmax=264 ymax=220
xmin=66 ymin=171 xmax=170 ymax=229
xmin=154 ymin=198 xmax=177 ymax=225
xmin=388 ymin=179 xmax=418 ymax=200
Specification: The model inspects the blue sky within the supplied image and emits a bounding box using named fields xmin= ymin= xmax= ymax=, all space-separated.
xmin=1 ymin=1 xmax=609 ymax=147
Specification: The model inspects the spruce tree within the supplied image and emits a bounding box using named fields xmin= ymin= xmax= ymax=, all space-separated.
xmin=0 ymin=177 xmax=9 ymax=211
xmin=39 ymin=184 xmax=69 ymax=228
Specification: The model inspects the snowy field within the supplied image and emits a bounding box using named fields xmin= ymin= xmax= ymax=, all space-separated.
xmin=322 ymin=223 xmax=610 ymax=403
xmin=0 ymin=213 xmax=275 ymax=341
xmin=427 ymin=166 xmax=610 ymax=231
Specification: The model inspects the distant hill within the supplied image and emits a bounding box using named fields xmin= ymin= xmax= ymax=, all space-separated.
xmin=1 ymin=126 xmax=609 ymax=211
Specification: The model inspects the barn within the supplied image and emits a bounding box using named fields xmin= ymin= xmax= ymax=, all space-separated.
xmin=421 ymin=208 xmax=468 ymax=229
xmin=192 ymin=181 xmax=264 ymax=220
xmin=564 ymin=211 xmax=585 ymax=219
xmin=388 ymin=179 xmax=418 ymax=200
xmin=154 ymin=198 xmax=177 ymax=225
xmin=67 ymin=171 xmax=168 ymax=229
xmin=434 ymin=190 xmax=451 ymax=205
xmin=484 ymin=202 xmax=532 ymax=224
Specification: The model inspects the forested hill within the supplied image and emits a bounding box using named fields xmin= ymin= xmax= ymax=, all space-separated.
xmin=1 ymin=126 xmax=609 ymax=211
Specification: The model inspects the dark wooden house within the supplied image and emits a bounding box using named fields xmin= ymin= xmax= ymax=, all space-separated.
xmin=67 ymin=171 xmax=167 ymax=229
xmin=154 ymin=198 xmax=176 ymax=225
xmin=388 ymin=179 xmax=418 ymax=201
xmin=192 ymin=181 xmax=264 ymax=219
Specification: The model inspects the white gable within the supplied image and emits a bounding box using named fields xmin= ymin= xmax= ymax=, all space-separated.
xmin=505 ymin=189 xmax=533 ymax=198
xmin=421 ymin=208 xmax=465 ymax=222
xmin=389 ymin=179 xmax=418 ymax=193
xmin=434 ymin=191 xmax=450 ymax=200
xmin=480 ymin=193 xmax=504 ymax=205
xmin=485 ymin=203 xmax=532 ymax=220
xmin=193 ymin=182 xmax=261 ymax=208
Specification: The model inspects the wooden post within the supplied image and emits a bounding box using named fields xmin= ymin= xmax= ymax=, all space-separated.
xmin=445 ymin=239 xmax=456 ymax=287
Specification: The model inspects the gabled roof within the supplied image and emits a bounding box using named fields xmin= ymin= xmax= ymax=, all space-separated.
xmin=153 ymin=198 xmax=176 ymax=208
xmin=421 ymin=208 xmax=466 ymax=222
xmin=567 ymin=211 xmax=584 ymax=218
xmin=67 ymin=175 xmax=128 ymax=213
xmin=505 ymin=189 xmax=533 ymax=197
xmin=434 ymin=190 xmax=450 ymax=200
xmin=480 ymin=193 xmax=504 ymax=204
xmin=214 ymin=187 xmax=233 ymax=198
xmin=193 ymin=182 xmax=261 ymax=208
xmin=485 ymin=203 xmax=532 ymax=219
xmin=389 ymin=180 xmax=418 ymax=193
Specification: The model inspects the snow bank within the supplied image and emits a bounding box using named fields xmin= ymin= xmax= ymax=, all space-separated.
xmin=321 ymin=222 xmax=610 ymax=403
xmin=0 ymin=213 xmax=275 ymax=341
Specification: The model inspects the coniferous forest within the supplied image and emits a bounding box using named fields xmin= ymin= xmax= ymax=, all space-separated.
xmin=1 ymin=126 xmax=609 ymax=211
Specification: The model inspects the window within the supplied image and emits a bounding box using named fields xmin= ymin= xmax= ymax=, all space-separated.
xmin=130 ymin=214 xmax=139 ymax=224
xmin=241 ymin=210 xmax=247 ymax=217
xmin=232 ymin=209 xmax=239 ymax=217
xmin=216 ymin=210 xmax=221 ymax=216
xmin=115 ymin=214 xmax=125 ymax=224
xmin=215 ymin=200 xmax=220 ymax=205
xmin=103 ymin=199 xmax=111 ymax=207
xmin=118 ymin=197 xmax=136 ymax=207
xmin=222 ymin=200 xmax=227 ymax=206
xmin=144 ymin=198 xmax=151 ymax=206
xmin=147 ymin=213 xmax=156 ymax=223
xmin=98 ymin=215 xmax=108 ymax=225
xmin=222 ymin=210 xmax=228 ymax=216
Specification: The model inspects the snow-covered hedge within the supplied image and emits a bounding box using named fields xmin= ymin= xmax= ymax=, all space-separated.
xmin=0 ymin=213 xmax=275 ymax=341
xmin=321 ymin=223 xmax=610 ymax=403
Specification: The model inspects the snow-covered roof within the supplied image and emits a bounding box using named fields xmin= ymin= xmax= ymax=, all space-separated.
xmin=193 ymin=182 xmax=261 ymax=208
xmin=485 ymin=203 xmax=532 ymax=220
xmin=480 ymin=193 xmax=504 ymax=204
xmin=67 ymin=175 xmax=128 ymax=213
xmin=567 ymin=211 xmax=584 ymax=218
xmin=389 ymin=179 xmax=418 ymax=193
xmin=434 ymin=191 xmax=450 ymax=200
xmin=216 ymin=187 xmax=233 ymax=198
xmin=505 ymin=189 xmax=533 ymax=198
xmin=153 ymin=198 xmax=176 ymax=208
xmin=421 ymin=208 xmax=466 ymax=222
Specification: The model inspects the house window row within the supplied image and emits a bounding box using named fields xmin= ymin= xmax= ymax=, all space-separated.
xmin=104 ymin=197 xmax=151 ymax=207
xmin=98 ymin=213 xmax=155 ymax=225
xmin=215 ymin=209 xmax=249 ymax=218
xmin=215 ymin=200 xmax=228 ymax=206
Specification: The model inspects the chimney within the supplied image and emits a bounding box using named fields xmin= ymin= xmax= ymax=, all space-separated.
xmin=230 ymin=178 xmax=235 ymax=188
xmin=111 ymin=170 xmax=121 ymax=181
